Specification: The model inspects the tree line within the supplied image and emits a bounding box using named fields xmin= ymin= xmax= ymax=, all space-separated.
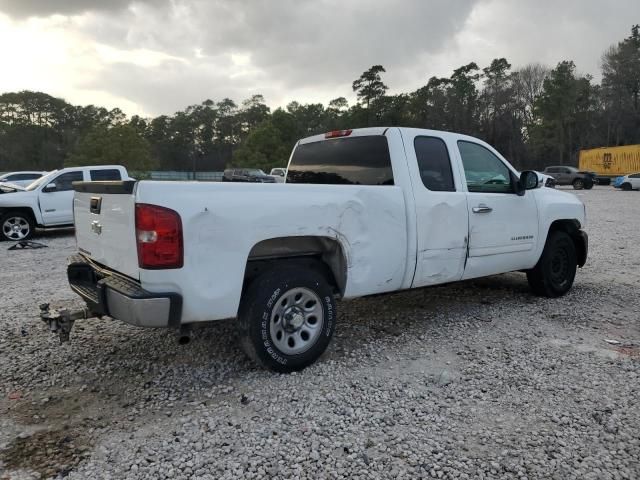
xmin=1 ymin=25 xmax=638 ymax=174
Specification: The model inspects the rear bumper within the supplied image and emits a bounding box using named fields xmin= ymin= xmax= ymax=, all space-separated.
xmin=67 ymin=254 xmax=182 ymax=328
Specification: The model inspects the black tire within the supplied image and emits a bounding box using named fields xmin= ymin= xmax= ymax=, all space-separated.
xmin=572 ymin=178 xmax=584 ymax=190
xmin=0 ymin=211 xmax=35 ymax=242
xmin=527 ymin=231 xmax=577 ymax=298
xmin=621 ymin=183 xmax=632 ymax=191
xmin=238 ymin=264 xmax=337 ymax=373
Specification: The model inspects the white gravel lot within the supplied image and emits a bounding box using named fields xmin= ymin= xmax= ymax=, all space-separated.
xmin=1 ymin=186 xmax=639 ymax=480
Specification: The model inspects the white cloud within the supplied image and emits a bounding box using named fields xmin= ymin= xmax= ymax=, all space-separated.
xmin=0 ymin=0 xmax=638 ymax=116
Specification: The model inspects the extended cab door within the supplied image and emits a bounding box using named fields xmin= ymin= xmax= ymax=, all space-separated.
xmin=38 ymin=170 xmax=84 ymax=225
xmin=402 ymin=132 xmax=469 ymax=287
xmin=456 ymin=140 xmax=539 ymax=279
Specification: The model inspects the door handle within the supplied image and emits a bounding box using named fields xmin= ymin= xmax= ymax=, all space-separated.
xmin=472 ymin=204 xmax=493 ymax=214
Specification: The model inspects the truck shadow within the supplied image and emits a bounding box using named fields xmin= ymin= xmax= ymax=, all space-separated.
xmin=35 ymin=227 xmax=75 ymax=239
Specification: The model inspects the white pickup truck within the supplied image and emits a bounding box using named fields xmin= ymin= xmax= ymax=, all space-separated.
xmin=61 ymin=128 xmax=587 ymax=372
xmin=0 ymin=165 xmax=129 ymax=241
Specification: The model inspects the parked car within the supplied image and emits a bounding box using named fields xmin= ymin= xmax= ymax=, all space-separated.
xmin=222 ymin=168 xmax=276 ymax=183
xmin=269 ymin=168 xmax=287 ymax=183
xmin=619 ymin=173 xmax=640 ymax=191
xmin=0 ymin=165 xmax=129 ymax=241
xmin=0 ymin=171 xmax=47 ymax=188
xmin=542 ymin=166 xmax=596 ymax=190
xmin=58 ymin=127 xmax=588 ymax=373
xmin=535 ymin=171 xmax=557 ymax=188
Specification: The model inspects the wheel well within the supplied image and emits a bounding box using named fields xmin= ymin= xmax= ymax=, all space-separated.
xmin=548 ymin=219 xmax=587 ymax=267
xmin=243 ymin=236 xmax=347 ymax=296
xmin=0 ymin=207 xmax=36 ymax=224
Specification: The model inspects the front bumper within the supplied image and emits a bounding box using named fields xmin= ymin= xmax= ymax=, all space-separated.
xmin=576 ymin=230 xmax=588 ymax=268
xmin=67 ymin=254 xmax=182 ymax=328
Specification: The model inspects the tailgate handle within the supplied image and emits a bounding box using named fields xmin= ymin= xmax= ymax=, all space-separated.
xmin=90 ymin=196 xmax=102 ymax=214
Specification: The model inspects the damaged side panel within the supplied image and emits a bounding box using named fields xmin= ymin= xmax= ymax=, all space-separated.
xmin=134 ymin=182 xmax=409 ymax=322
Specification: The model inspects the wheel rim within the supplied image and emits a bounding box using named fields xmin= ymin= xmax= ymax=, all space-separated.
xmin=2 ymin=216 xmax=30 ymax=240
xmin=574 ymin=179 xmax=583 ymax=189
xmin=549 ymin=246 xmax=570 ymax=289
xmin=270 ymin=287 xmax=324 ymax=355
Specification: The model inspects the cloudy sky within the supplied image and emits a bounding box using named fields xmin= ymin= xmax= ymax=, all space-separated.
xmin=0 ymin=0 xmax=637 ymax=117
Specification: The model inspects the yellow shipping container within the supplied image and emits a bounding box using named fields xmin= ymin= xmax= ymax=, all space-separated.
xmin=579 ymin=145 xmax=640 ymax=176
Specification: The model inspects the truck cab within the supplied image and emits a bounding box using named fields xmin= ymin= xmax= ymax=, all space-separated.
xmin=0 ymin=165 xmax=129 ymax=241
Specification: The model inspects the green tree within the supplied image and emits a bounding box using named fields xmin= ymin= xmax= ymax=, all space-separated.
xmin=447 ymin=62 xmax=481 ymax=134
xmin=328 ymin=97 xmax=349 ymax=111
xmin=530 ymin=61 xmax=598 ymax=165
xmin=352 ymin=65 xmax=388 ymax=125
xmin=0 ymin=91 xmax=72 ymax=170
xmin=66 ymin=124 xmax=155 ymax=171
xmin=241 ymin=94 xmax=270 ymax=131
xmin=407 ymin=76 xmax=451 ymax=129
xmin=478 ymin=58 xmax=526 ymax=161
xmin=601 ymin=25 xmax=640 ymax=145
xmin=231 ymin=120 xmax=291 ymax=172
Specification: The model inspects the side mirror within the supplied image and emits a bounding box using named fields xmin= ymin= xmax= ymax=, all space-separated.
xmin=279 ymin=171 xmax=285 ymax=177
xmin=43 ymin=183 xmax=57 ymax=193
xmin=516 ymin=171 xmax=539 ymax=196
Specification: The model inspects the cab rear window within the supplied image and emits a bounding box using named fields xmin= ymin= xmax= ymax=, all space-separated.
xmin=287 ymin=136 xmax=394 ymax=185
xmin=90 ymin=169 xmax=122 ymax=181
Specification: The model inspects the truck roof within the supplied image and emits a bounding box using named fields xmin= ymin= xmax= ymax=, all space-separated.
xmin=298 ymin=126 xmax=480 ymax=146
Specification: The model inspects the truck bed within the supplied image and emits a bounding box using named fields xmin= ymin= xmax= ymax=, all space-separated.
xmin=73 ymin=180 xmax=410 ymax=323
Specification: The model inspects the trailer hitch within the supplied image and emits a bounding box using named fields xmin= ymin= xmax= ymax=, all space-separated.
xmin=39 ymin=303 xmax=91 ymax=343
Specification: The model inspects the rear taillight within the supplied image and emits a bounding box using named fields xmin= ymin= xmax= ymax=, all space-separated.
xmin=325 ymin=129 xmax=352 ymax=139
xmin=135 ymin=203 xmax=183 ymax=269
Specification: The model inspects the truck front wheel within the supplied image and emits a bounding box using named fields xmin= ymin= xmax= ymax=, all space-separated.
xmin=1 ymin=211 xmax=35 ymax=241
xmin=238 ymin=265 xmax=337 ymax=372
xmin=527 ymin=231 xmax=577 ymax=298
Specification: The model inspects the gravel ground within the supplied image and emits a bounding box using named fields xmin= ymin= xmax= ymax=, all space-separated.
xmin=1 ymin=186 xmax=639 ymax=480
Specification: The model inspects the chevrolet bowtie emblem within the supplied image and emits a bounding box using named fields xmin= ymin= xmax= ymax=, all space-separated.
xmin=91 ymin=220 xmax=102 ymax=235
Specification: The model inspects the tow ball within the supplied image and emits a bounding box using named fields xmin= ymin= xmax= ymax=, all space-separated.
xmin=39 ymin=303 xmax=91 ymax=343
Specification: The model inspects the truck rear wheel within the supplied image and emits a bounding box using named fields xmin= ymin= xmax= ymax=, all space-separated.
xmin=572 ymin=178 xmax=584 ymax=190
xmin=238 ymin=265 xmax=337 ymax=372
xmin=1 ymin=211 xmax=35 ymax=241
xmin=527 ymin=231 xmax=577 ymax=298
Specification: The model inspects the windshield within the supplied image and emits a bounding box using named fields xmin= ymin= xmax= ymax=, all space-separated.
xmin=247 ymin=169 xmax=266 ymax=175
xmin=26 ymin=170 xmax=57 ymax=191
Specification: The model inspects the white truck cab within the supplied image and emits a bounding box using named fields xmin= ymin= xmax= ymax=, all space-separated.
xmin=0 ymin=165 xmax=129 ymax=241
xmin=55 ymin=128 xmax=587 ymax=372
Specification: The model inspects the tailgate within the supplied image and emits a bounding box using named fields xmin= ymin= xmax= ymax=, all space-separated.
xmin=73 ymin=181 xmax=139 ymax=279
